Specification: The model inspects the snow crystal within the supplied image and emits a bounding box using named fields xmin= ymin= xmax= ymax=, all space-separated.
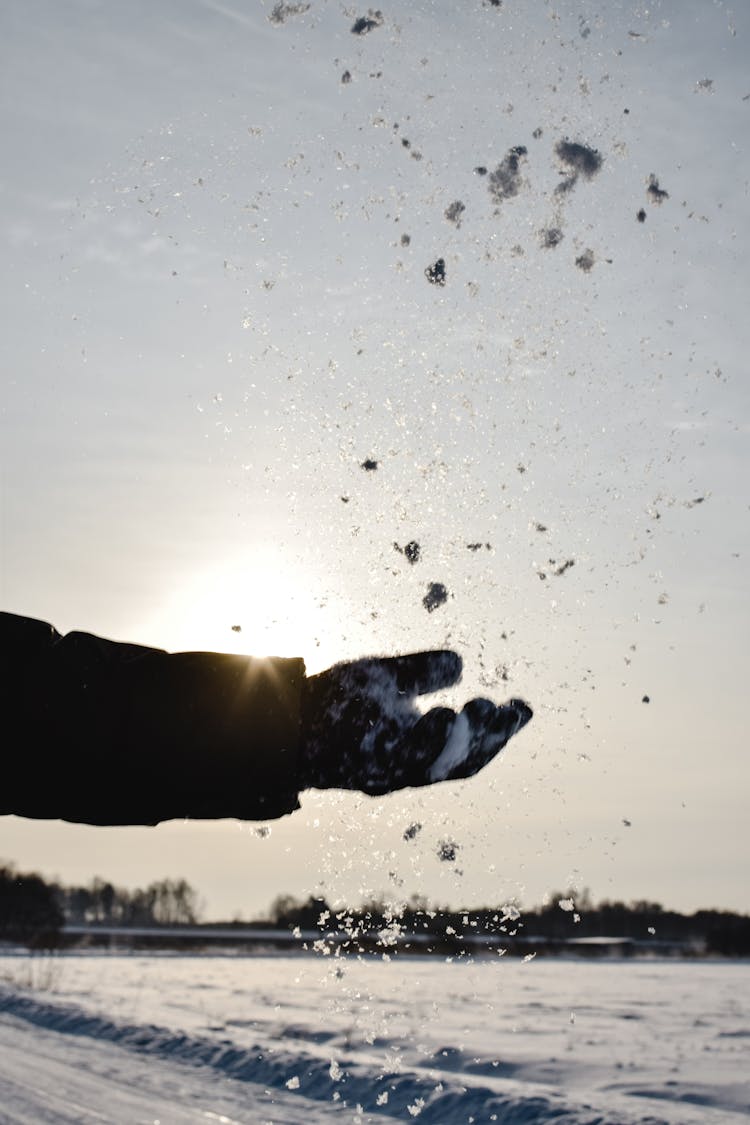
xmin=436 ymin=840 xmax=460 ymax=863
xmin=422 ymin=582 xmax=449 ymax=612
xmin=424 ymin=258 xmax=446 ymax=285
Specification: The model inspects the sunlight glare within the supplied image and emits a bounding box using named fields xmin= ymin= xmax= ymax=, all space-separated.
xmin=150 ymin=549 xmax=348 ymax=672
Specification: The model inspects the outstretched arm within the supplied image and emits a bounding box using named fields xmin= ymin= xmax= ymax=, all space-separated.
xmin=1 ymin=612 xmax=532 ymax=826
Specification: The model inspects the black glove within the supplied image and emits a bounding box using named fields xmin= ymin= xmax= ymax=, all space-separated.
xmin=300 ymin=651 xmax=532 ymax=795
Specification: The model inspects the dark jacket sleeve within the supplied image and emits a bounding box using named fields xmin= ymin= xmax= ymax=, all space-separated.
xmin=0 ymin=612 xmax=306 ymax=825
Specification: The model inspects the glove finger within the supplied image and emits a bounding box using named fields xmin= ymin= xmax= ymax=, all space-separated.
xmin=362 ymin=706 xmax=457 ymax=794
xmin=429 ymin=697 xmax=533 ymax=782
xmin=355 ymin=651 xmax=462 ymax=697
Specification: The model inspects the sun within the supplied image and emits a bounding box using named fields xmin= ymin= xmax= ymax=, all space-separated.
xmin=150 ymin=548 xmax=348 ymax=672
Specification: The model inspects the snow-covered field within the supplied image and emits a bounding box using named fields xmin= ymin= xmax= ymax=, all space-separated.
xmin=0 ymin=951 xmax=748 ymax=1124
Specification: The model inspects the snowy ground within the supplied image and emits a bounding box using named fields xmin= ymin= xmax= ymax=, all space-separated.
xmin=0 ymin=951 xmax=748 ymax=1124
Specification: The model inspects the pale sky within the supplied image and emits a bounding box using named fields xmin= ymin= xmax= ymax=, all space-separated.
xmin=2 ymin=0 xmax=748 ymax=920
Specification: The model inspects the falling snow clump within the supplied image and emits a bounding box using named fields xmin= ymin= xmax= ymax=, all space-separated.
xmin=394 ymin=540 xmax=421 ymax=564
xmin=425 ymin=258 xmax=446 ymax=285
xmin=647 ymin=174 xmax=669 ymax=203
xmin=268 ymin=2 xmax=310 ymax=24
xmin=555 ymin=139 xmax=604 ymax=180
xmin=553 ymin=558 xmax=575 ymax=576
xmin=423 ymin=582 xmax=449 ymax=612
xmin=437 ymin=840 xmax=459 ymax=863
xmin=403 ymin=822 xmax=422 ymax=841
xmin=361 ymin=458 xmax=379 ymax=471
xmin=444 ymin=200 xmax=466 ymax=227
xmin=351 ymin=11 xmax=383 ymax=35
xmin=488 ymin=146 xmax=527 ymax=204
xmin=540 ymin=226 xmax=564 ymax=249
xmin=575 ymin=249 xmax=595 ymax=272
xmin=405 ymin=540 xmax=421 ymax=564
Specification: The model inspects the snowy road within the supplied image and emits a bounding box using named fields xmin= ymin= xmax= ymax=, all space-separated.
xmin=0 ymin=1006 xmax=362 ymax=1124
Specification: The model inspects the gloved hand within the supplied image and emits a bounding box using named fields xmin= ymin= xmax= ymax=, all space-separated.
xmin=300 ymin=651 xmax=532 ymax=795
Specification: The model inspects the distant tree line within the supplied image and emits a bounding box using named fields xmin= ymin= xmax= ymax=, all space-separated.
xmin=265 ymin=888 xmax=750 ymax=957
xmin=56 ymin=875 xmax=200 ymax=927
xmin=520 ymin=890 xmax=750 ymax=956
xmin=3 ymin=863 xmax=748 ymax=956
xmin=0 ymin=863 xmax=63 ymax=947
xmin=0 ymin=862 xmax=200 ymax=947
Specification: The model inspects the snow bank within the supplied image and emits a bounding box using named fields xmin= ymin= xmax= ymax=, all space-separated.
xmin=0 ymin=983 xmax=637 ymax=1124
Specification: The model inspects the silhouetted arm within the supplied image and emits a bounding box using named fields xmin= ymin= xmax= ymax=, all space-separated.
xmin=1 ymin=613 xmax=532 ymax=827
xmin=1 ymin=612 xmax=304 ymax=825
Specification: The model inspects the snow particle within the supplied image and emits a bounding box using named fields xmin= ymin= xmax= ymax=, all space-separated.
xmin=395 ymin=540 xmax=421 ymax=564
xmin=444 ymin=200 xmax=466 ymax=227
xmin=404 ymin=540 xmax=421 ymax=564
xmin=540 ymin=226 xmax=564 ymax=249
xmin=425 ymin=258 xmax=446 ymax=285
xmin=647 ymin=174 xmax=669 ymax=204
xmin=553 ymin=558 xmax=575 ymax=576
xmin=351 ymin=11 xmax=383 ymax=35
xmin=403 ymin=822 xmax=422 ymax=841
xmin=285 ymin=1075 xmax=300 ymax=1089
xmin=555 ymin=139 xmax=603 ymax=180
xmin=488 ymin=146 xmax=527 ymax=205
xmin=437 ymin=840 xmax=459 ymax=863
xmin=269 ymin=2 xmax=310 ymax=25
xmin=423 ymin=582 xmax=449 ymax=612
